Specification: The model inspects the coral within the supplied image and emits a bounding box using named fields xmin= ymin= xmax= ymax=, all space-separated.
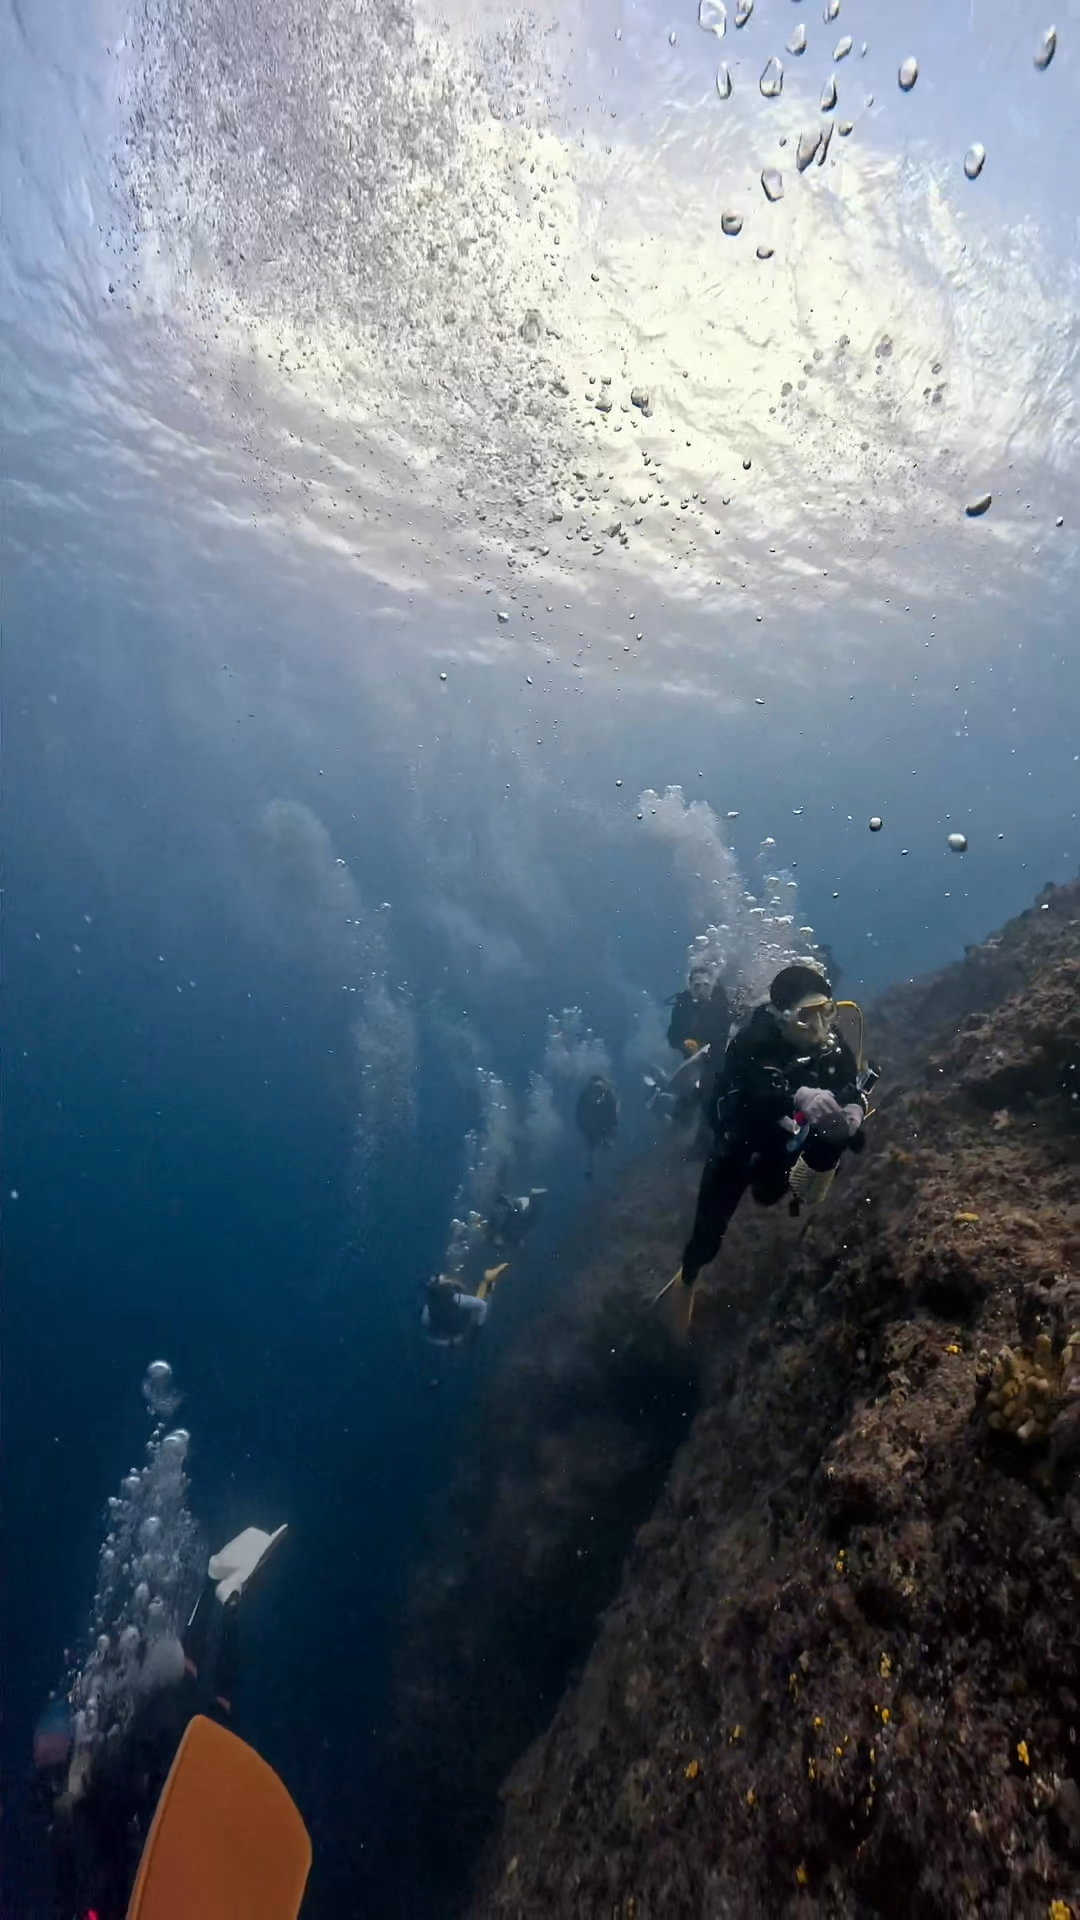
xmin=985 ymin=1329 xmax=1080 ymax=1444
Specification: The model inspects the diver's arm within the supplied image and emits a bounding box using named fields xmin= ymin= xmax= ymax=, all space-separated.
xmin=666 ymin=994 xmax=693 ymax=1052
xmin=832 ymin=1040 xmax=867 ymax=1112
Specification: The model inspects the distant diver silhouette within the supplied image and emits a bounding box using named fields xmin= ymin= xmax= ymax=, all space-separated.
xmin=575 ymin=1075 xmax=619 ymax=1178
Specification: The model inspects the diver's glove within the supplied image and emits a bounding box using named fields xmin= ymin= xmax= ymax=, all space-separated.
xmin=208 ymin=1524 xmax=288 ymax=1604
xmin=793 ymin=1086 xmax=863 ymax=1143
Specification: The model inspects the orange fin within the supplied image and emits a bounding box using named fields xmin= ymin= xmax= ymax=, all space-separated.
xmin=126 ymin=1714 xmax=311 ymax=1920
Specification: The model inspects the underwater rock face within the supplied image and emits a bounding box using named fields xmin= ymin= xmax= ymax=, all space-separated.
xmin=461 ymin=877 xmax=1080 ymax=1919
xmin=389 ymin=1144 xmax=801 ymax=1903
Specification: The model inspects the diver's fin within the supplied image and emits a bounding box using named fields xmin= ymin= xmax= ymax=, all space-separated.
xmin=207 ymin=1525 xmax=288 ymax=1605
xmin=651 ymin=1271 xmax=680 ymax=1307
xmin=653 ymin=1269 xmax=697 ymax=1347
xmin=477 ymin=1262 xmax=510 ymax=1301
xmin=125 ymin=1714 xmax=311 ymax=1920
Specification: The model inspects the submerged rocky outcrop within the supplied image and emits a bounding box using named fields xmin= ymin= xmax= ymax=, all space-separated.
xmin=394 ymin=879 xmax=1080 ymax=1919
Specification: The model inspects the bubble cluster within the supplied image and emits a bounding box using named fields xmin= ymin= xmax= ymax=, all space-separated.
xmin=639 ymin=788 xmax=821 ymax=1005
xmin=66 ymin=1368 xmax=202 ymax=1768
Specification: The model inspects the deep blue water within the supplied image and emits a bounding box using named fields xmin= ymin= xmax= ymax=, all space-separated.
xmin=4 ymin=0 xmax=1080 ymax=1909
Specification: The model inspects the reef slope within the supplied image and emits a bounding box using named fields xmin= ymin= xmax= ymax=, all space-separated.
xmin=392 ymin=882 xmax=1080 ymax=1918
xmin=466 ymin=880 xmax=1080 ymax=1919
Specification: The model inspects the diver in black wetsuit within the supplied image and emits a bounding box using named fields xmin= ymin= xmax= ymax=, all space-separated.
xmin=486 ymin=1188 xmax=547 ymax=1252
xmin=576 ymin=1075 xmax=619 ymax=1176
xmin=666 ymin=962 xmax=733 ymax=1059
xmin=656 ymin=964 xmax=869 ymax=1341
xmin=42 ymin=1527 xmax=286 ymax=1920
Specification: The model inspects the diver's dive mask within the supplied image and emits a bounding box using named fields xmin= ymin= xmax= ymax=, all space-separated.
xmin=779 ymin=993 xmax=835 ymax=1050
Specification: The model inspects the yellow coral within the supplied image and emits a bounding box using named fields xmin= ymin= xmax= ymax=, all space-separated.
xmin=684 ymin=1759 xmax=701 ymax=1781
xmin=879 ymin=1653 xmax=893 ymax=1678
xmin=795 ymin=1863 xmax=809 ymax=1887
xmin=953 ymin=1211 xmax=981 ymax=1224
xmin=1048 ymin=1902 xmax=1072 ymax=1920
xmin=986 ymin=1330 xmax=1079 ymax=1444
xmin=1017 ymin=1740 xmax=1030 ymax=1768
xmin=746 ymin=1787 xmax=757 ymax=1807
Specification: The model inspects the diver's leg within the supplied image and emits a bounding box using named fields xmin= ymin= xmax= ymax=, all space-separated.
xmin=680 ymin=1149 xmax=751 ymax=1286
xmin=185 ymin=1524 xmax=287 ymax=1717
xmin=749 ymin=1152 xmax=793 ymax=1206
xmin=182 ymin=1583 xmax=238 ymax=1721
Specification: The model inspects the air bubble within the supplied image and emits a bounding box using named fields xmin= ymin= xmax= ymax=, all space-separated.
xmin=759 ymin=55 xmax=784 ymax=97
xmin=868 ymin=816 xmax=883 ymax=832
xmin=965 ymin=493 xmax=992 ymax=518
xmin=761 ymin=167 xmax=784 ymax=201
xmin=698 ymin=0 xmax=727 ymax=33
xmin=756 ymin=244 xmax=775 ymax=260
xmin=1034 ymin=26 xmax=1056 ymax=70
xmin=796 ymin=126 xmax=823 ymax=170
xmin=820 ymin=74 xmax=838 ymax=109
xmin=721 ymin=211 xmax=744 ymax=236
xmin=716 ymin=60 xmax=733 ymax=97
xmin=823 ymin=0 xmax=839 ymax=18
xmin=142 ymin=1360 xmax=180 ymax=1418
xmin=834 ymin=34 xmax=852 ymax=57
xmin=947 ymin=832 xmax=968 ymax=853
xmin=963 ymin=143 xmax=985 ymax=180
xmin=898 ymin=56 xmax=918 ymax=90
xmin=786 ymin=23 xmax=807 ymax=53
xmin=735 ymin=0 xmax=753 ymax=24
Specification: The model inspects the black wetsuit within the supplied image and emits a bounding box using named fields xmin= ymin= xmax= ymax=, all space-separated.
xmin=576 ymin=1078 xmax=618 ymax=1175
xmin=666 ymin=980 xmax=733 ymax=1057
xmin=51 ymin=1587 xmax=239 ymax=1920
xmin=487 ymin=1191 xmax=542 ymax=1251
xmin=680 ymin=1005 xmax=864 ymax=1286
xmin=576 ymin=1079 xmax=618 ymax=1146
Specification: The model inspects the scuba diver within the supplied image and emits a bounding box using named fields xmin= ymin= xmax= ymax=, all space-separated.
xmin=485 ymin=1188 xmax=547 ymax=1253
xmin=38 ymin=1524 xmax=309 ymax=1920
xmin=666 ymin=960 xmax=733 ymax=1058
xmin=656 ymin=963 xmax=876 ymax=1343
xmin=421 ymin=1262 xmax=510 ymax=1347
xmin=576 ymin=1074 xmax=619 ymax=1177
xmin=651 ymin=962 xmax=735 ymax=1138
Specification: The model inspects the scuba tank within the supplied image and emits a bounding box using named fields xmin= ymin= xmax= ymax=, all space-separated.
xmin=788 ymin=1154 xmax=838 ymax=1212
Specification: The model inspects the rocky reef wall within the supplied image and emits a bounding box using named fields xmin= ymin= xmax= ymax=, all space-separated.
xmin=397 ymin=880 xmax=1080 ymax=1919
